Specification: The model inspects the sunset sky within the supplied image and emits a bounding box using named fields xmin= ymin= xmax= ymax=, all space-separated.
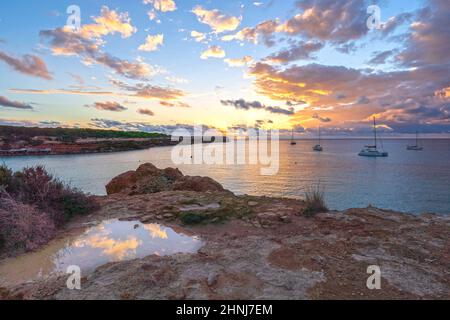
xmin=0 ymin=0 xmax=449 ymax=136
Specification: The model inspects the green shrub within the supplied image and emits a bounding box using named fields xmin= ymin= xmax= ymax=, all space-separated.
xmin=0 ymin=165 xmax=13 ymax=189
xmin=180 ymin=212 xmax=207 ymax=225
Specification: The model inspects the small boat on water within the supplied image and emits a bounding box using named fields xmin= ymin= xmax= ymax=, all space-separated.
xmin=312 ymin=126 xmax=323 ymax=152
xmin=407 ymin=131 xmax=423 ymax=151
xmin=290 ymin=129 xmax=297 ymax=145
xmin=359 ymin=117 xmax=388 ymax=157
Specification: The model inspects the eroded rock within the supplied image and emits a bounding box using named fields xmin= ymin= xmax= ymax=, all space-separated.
xmin=105 ymin=163 xmax=228 ymax=195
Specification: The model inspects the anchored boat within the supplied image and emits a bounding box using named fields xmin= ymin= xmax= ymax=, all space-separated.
xmin=290 ymin=129 xmax=297 ymax=145
xmin=407 ymin=131 xmax=423 ymax=151
xmin=312 ymin=126 xmax=323 ymax=151
xmin=359 ymin=117 xmax=388 ymax=157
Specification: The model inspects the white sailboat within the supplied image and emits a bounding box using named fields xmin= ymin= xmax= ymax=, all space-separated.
xmin=407 ymin=131 xmax=423 ymax=151
xmin=358 ymin=117 xmax=388 ymax=157
xmin=313 ymin=126 xmax=323 ymax=151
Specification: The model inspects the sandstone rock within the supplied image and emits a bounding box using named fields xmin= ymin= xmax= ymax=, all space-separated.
xmin=163 ymin=167 xmax=183 ymax=181
xmin=105 ymin=171 xmax=137 ymax=195
xmin=172 ymin=176 xmax=226 ymax=193
xmin=105 ymin=163 xmax=229 ymax=195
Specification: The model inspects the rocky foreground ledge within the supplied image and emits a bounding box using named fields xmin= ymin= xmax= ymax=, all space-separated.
xmin=1 ymin=163 xmax=449 ymax=300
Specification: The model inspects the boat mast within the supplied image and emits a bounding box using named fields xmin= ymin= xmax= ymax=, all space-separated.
xmin=373 ymin=117 xmax=377 ymax=148
xmin=318 ymin=126 xmax=321 ymax=145
xmin=416 ymin=131 xmax=419 ymax=146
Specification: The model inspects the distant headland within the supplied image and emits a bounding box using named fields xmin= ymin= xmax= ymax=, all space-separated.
xmin=0 ymin=125 xmax=175 ymax=156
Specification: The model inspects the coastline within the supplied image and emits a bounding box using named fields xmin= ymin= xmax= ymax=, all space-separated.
xmin=0 ymin=138 xmax=178 ymax=157
xmin=1 ymin=163 xmax=449 ymax=300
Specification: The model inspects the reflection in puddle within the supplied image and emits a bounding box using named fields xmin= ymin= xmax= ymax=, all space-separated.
xmin=0 ymin=220 xmax=203 ymax=287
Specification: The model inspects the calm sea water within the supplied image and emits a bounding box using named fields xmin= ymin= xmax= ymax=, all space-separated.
xmin=1 ymin=139 xmax=449 ymax=215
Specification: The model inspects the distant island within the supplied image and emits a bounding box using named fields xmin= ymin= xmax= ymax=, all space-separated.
xmin=0 ymin=126 xmax=175 ymax=156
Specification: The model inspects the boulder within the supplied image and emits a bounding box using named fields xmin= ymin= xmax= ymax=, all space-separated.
xmin=172 ymin=176 xmax=226 ymax=193
xmin=105 ymin=171 xmax=136 ymax=195
xmin=105 ymin=163 xmax=229 ymax=195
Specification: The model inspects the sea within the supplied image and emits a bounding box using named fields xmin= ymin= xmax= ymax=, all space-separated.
xmin=1 ymin=139 xmax=449 ymax=215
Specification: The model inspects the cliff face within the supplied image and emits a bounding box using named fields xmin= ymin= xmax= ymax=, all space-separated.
xmin=2 ymin=164 xmax=449 ymax=300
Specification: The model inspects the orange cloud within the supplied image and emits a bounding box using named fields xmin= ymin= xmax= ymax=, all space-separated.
xmin=192 ymin=6 xmax=241 ymax=33
xmin=78 ymin=6 xmax=136 ymax=40
xmin=435 ymin=87 xmax=450 ymax=98
xmin=224 ymin=56 xmax=254 ymax=67
xmin=222 ymin=20 xmax=278 ymax=46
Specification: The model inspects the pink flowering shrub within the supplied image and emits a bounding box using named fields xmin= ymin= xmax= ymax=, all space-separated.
xmin=0 ymin=191 xmax=56 ymax=252
xmin=0 ymin=165 xmax=99 ymax=255
xmin=6 ymin=166 xmax=99 ymax=226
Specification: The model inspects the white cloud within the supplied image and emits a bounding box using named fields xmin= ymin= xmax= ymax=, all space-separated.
xmin=191 ymin=30 xmax=206 ymax=42
xmin=201 ymin=46 xmax=226 ymax=60
xmin=138 ymin=34 xmax=164 ymax=52
xmin=143 ymin=0 xmax=177 ymax=12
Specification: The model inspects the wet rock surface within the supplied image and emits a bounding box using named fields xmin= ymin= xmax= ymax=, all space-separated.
xmin=2 ymin=165 xmax=449 ymax=300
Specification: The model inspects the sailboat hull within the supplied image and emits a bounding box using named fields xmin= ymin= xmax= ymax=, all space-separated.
xmin=313 ymin=145 xmax=323 ymax=151
xmin=358 ymin=150 xmax=389 ymax=157
xmin=407 ymin=145 xmax=423 ymax=151
xmin=359 ymin=117 xmax=388 ymax=157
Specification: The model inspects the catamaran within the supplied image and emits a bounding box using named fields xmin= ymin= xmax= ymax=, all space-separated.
xmin=358 ymin=117 xmax=388 ymax=157
xmin=313 ymin=126 xmax=323 ymax=151
xmin=407 ymin=131 xmax=423 ymax=151
xmin=290 ymin=129 xmax=297 ymax=145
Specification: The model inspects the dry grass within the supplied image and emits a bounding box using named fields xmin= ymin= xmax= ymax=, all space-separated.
xmin=302 ymin=183 xmax=328 ymax=217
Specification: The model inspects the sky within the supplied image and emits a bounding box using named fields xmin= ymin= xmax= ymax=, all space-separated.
xmin=0 ymin=0 xmax=449 ymax=137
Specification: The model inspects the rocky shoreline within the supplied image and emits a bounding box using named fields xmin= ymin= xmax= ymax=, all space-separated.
xmin=1 ymin=163 xmax=449 ymax=300
xmin=0 ymin=138 xmax=178 ymax=157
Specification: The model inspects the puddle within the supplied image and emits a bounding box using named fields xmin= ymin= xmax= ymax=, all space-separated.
xmin=0 ymin=220 xmax=203 ymax=287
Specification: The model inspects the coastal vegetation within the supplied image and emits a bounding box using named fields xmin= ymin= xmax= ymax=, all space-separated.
xmin=0 ymin=125 xmax=167 ymax=141
xmin=0 ymin=126 xmax=174 ymax=156
xmin=302 ymin=184 xmax=328 ymax=217
xmin=0 ymin=165 xmax=98 ymax=255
